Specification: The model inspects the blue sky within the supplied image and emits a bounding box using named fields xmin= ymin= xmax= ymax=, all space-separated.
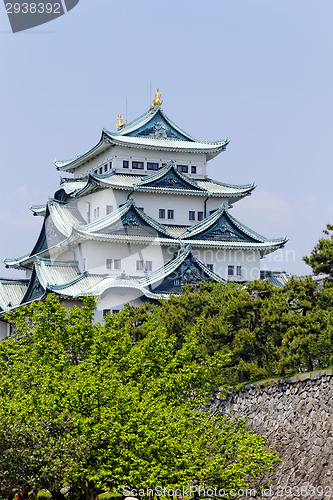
xmin=0 ymin=0 xmax=332 ymax=277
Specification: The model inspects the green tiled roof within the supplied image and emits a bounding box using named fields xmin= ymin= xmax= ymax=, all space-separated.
xmin=0 ymin=278 xmax=29 ymax=311
xmin=180 ymin=203 xmax=287 ymax=246
xmin=58 ymin=167 xmax=255 ymax=200
xmin=55 ymin=106 xmax=229 ymax=172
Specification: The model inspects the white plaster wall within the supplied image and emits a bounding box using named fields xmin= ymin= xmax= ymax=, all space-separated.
xmin=132 ymin=192 xmax=228 ymax=226
xmin=72 ymin=145 xmax=208 ymax=179
xmin=80 ymin=240 xmax=165 ymax=277
xmin=206 ymin=197 xmax=229 ymax=214
xmin=77 ymin=190 xmax=128 ymax=222
xmin=76 ymin=189 xmax=228 ymax=227
xmin=72 ymin=145 xmax=115 ymax=178
xmin=93 ymin=290 xmax=145 ymax=321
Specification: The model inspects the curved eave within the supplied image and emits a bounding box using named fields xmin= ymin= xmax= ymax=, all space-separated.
xmin=226 ymin=210 xmax=287 ymax=244
xmin=72 ymin=175 xmax=254 ymax=200
xmin=103 ymin=133 xmax=229 ymax=159
xmin=3 ymin=240 xmax=73 ymax=270
xmin=55 ymin=134 xmax=110 ymax=173
xmin=4 ymin=253 xmax=32 ymax=269
xmin=67 ymin=229 xmax=287 ymax=251
xmin=70 ymin=229 xmax=177 ymax=245
xmin=39 ymin=266 xmax=167 ymax=301
xmin=30 ymin=204 xmax=47 ymax=217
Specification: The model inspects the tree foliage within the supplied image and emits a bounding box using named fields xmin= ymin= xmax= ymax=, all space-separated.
xmin=2 ymin=227 xmax=333 ymax=498
xmin=303 ymin=223 xmax=333 ymax=277
xmin=0 ymin=295 xmax=279 ymax=499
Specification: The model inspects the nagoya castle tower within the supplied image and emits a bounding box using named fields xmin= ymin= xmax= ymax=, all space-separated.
xmin=0 ymin=90 xmax=287 ymax=335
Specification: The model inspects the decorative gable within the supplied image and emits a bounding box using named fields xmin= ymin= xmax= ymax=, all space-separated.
xmin=184 ymin=210 xmax=257 ymax=242
xmin=149 ymin=253 xmax=217 ymax=294
xmin=21 ymin=268 xmax=45 ymax=304
xmin=140 ymin=161 xmax=203 ymax=191
xmin=126 ymin=110 xmax=190 ymax=141
xmin=96 ymin=206 xmax=168 ymax=239
xmin=197 ymin=214 xmax=253 ymax=241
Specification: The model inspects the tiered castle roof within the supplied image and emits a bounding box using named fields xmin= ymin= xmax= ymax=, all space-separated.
xmin=0 ymin=93 xmax=288 ymax=318
xmin=55 ymin=106 xmax=230 ymax=173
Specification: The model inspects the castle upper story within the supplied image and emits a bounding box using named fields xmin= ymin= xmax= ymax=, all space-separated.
xmin=54 ymin=90 xmax=229 ymax=180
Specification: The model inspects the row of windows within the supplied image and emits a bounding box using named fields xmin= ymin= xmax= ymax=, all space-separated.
xmin=122 ymin=160 xmax=197 ymax=173
xmin=103 ymin=260 xmax=241 ymax=279
xmin=94 ymin=162 xmax=112 ymax=175
xmin=159 ymin=209 xmax=205 ymax=221
xmin=93 ymin=206 xmax=206 ymax=222
xmin=103 ymin=309 xmax=119 ymax=318
xmin=106 ymin=259 xmax=121 ymax=270
xmin=92 ymin=161 xmax=199 ymax=175
xmin=189 ymin=211 xmax=204 ymax=221
xmin=159 ymin=209 xmax=174 ymax=220
xmin=136 ymin=260 xmax=152 ymax=271
xmin=177 ymin=165 xmax=197 ymax=174
xmin=106 ymin=259 xmax=152 ymax=272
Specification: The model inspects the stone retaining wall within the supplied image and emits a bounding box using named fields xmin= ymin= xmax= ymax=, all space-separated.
xmin=211 ymin=370 xmax=333 ymax=499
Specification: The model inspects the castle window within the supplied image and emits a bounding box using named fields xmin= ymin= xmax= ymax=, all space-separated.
xmin=173 ymin=279 xmax=181 ymax=286
xmin=99 ymin=167 xmax=103 ymax=174
xmin=228 ymin=265 xmax=234 ymax=276
xmin=189 ymin=211 xmax=195 ymax=221
xmin=109 ymin=161 xmax=112 ymax=170
xmin=145 ymin=261 xmax=152 ymax=272
xmin=147 ymin=162 xmax=159 ymax=170
xmin=112 ymin=310 xmax=120 ymax=314
xmin=103 ymin=309 xmax=110 ymax=318
xmin=159 ymin=209 xmax=165 ymax=219
xmin=123 ymin=161 xmax=129 ymax=168
xmin=168 ymin=210 xmax=174 ymax=220
xmin=177 ymin=165 xmax=188 ymax=173
xmin=136 ymin=260 xmax=144 ymax=271
xmin=207 ymin=264 xmax=214 ymax=272
xmin=114 ymin=259 xmax=121 ymax=270
xmin=236 ymin=266 xmax=242 ymax=276
xmin=106 ymin=259 xmax=112 ymax=269
xmin=191 ymin=166 xmax=197 ymax=174
xmin=106 ymin=205 xmax=113 ymax=215
xmin=197 ymin=211 xmax=204 ymax=221
xmin=132 ymin=161 xmax=144 ymax=169
xmin=104 ymin=164 xmax=108 ymax=173
xmin=94 ymin=207 xmax=99 ymax=219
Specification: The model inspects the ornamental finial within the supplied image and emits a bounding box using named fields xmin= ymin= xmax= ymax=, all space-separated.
xmin=116 ymin=114 xmax=125 ymax=130
xmin=152 ymin=88 xmax=163 ymax=108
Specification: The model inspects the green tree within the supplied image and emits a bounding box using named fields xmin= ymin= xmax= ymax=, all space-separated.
xmin=0 ymin=295 xmax=280 ymax=499
xmin=303 ymin=223 xmax=333 ymax=277
xmin=0 ymin=418 xmax=87 ymax=498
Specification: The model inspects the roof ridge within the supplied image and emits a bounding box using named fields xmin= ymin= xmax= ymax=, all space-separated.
xmin=137 ymin=160 xmax=202 ymax=190
xmin=204 ymin=177 xmax=256 ymax=190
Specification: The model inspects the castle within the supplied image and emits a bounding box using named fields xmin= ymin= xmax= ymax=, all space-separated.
xmin=0 ymin=90 xmax=287 ymax=337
